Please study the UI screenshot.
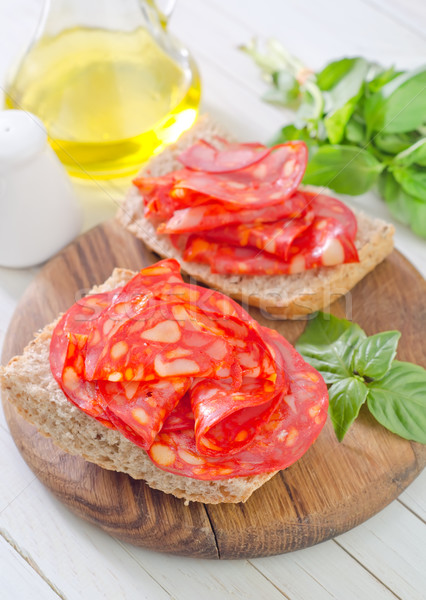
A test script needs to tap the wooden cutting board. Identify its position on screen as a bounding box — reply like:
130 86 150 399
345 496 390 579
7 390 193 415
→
2 220 425 559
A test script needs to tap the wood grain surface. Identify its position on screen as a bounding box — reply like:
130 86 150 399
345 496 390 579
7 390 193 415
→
2 220 425 559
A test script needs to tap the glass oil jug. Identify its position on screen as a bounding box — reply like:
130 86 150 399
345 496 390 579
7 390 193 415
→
5 0 201 179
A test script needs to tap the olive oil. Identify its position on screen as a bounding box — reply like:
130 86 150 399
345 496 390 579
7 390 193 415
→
6 27 200 178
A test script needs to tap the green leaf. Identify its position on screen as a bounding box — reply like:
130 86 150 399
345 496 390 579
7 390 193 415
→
365 66 426 134
367 361 426 443
406 195 426 239
320 58 369 144
303 144 384 194
329 378 369 441
352 331 401 380
379 171 413 225
367 66 401 93
393 138 426 167
325 92 363 144
269 124 319 155
296 312 366 384
317 57 361 91
391 165 426 202
374 131 421 155
345 117 366 144
379 172 426 237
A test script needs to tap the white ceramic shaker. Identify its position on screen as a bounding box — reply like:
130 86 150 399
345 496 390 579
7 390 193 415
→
0 110 82 268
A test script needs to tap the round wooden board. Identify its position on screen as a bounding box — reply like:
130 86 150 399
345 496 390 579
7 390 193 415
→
2 220 425 559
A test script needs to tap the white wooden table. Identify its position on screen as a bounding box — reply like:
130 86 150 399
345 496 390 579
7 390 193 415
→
1 1 425 598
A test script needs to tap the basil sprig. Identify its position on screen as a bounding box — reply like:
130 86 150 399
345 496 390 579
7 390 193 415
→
241 40 426 238
296 312 426 443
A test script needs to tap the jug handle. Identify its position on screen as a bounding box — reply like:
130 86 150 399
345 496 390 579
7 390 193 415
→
147 0 177 28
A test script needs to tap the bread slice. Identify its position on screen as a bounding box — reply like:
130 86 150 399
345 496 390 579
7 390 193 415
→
117 115 395 317
0 268 277 504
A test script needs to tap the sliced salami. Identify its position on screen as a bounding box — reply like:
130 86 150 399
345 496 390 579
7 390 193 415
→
203 211 315 261
177 139 271 173
50 259 328 482
147 328 328 480
96 377 190 450
174 142 308 208
157 191 309 234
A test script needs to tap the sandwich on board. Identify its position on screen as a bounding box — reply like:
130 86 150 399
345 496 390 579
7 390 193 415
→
1 116 394 503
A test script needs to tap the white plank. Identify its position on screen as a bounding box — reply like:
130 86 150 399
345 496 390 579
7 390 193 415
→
335 501 426 600
199 56 286 143
206 0 426 70
0 534 60 600
118 543 288 600
250 538 396 600
363 0 426 39
0 486 173 599
0 425 40 511
398 469 426 522
0 0 43 88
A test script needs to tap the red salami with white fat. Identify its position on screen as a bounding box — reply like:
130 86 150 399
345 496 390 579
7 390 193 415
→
177 139 272 173
174 142 308 208
157 191 310 234
133 137 359 276
50 259 328 480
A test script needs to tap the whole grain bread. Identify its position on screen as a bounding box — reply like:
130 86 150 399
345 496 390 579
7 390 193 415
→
117 115 395 317
0 268 276 504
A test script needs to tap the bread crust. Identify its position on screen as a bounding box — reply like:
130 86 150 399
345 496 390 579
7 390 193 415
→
0 268 277 504
117 115 394 317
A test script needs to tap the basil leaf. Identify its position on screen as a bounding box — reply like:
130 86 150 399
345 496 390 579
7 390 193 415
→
393 138 426 167
329 378 369 441
406 195 426 239
352 331 401 380
296 312 366 384
321 58 369 144
325 92 363 144
374 131 421 155
317 58 356 90
367 361 426 443
303 145 383 194
365 66 426 134
391 165 426 202
345 117 366 144
379 172 426 237
379 171 413 225
367 66 401 93
270 124 319 155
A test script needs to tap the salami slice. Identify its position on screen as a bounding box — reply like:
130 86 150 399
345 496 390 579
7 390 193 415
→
50 259 328 480
157 191 310 234
177 139 271 173
147 328 328 480
299 190 358 240
50 291 120 426
87 301 236 383
203 212 315 261
190 373 285 457
183 237 294 275
96 377 190 450
174 142 308 208
161 392 194 432
83 260 184 379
